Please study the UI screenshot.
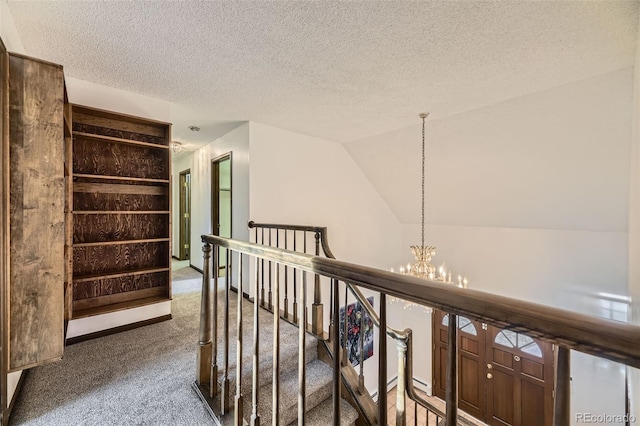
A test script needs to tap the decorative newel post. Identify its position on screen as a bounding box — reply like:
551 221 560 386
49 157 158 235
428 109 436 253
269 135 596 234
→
312 231 324 335
396 338 408 426
197 242 213 386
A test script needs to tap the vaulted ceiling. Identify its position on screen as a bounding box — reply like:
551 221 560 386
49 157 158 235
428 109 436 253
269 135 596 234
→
6 1 639 149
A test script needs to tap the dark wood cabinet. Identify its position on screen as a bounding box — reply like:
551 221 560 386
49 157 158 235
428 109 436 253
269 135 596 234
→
66 105 172 319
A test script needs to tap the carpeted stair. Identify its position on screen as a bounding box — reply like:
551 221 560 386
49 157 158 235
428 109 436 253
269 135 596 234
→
214 292 358 425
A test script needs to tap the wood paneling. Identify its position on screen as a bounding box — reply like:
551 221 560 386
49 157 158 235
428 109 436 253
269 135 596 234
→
73 122 166 145
7 54 65 371
73 271 169 301
73 192 168 212
73 213 169 243
73 242 169 277
73 136 169 180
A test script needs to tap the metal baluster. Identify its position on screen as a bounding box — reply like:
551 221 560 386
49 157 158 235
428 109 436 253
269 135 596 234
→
312 231 323 335
260 228 265 308
284 230 289 319
268 229 273 311
378 293 388 426
250 256 261 426
197 243 212 387
297 270 307 426
445 313 457 426
234 253 244 426
342 285 349 366
293 232 298 324
358 300 365 394
221 248 231 414
210 245 219 397
553 346 570 426
272 262 281 425
332 278 341 426
414 399 417 426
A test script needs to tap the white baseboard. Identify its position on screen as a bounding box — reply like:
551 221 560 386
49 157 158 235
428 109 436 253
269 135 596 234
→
66 301 172 339
371 376 432 401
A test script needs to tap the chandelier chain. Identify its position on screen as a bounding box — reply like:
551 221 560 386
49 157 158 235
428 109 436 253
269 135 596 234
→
421 115 425 249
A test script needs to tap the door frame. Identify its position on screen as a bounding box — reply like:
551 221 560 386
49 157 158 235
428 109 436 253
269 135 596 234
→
211 153 232 283
178 169 191 261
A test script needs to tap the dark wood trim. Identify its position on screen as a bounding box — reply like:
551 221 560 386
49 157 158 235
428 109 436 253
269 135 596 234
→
172 255 180 260
65 314 172 345
190 264 203 274
178 168 191 261
0 35 8 424
71 103 172 127
6 52 63 68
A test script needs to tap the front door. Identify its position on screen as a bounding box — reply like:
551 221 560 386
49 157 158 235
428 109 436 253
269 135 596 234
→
434 310 486 420
485 328 554 426
433 309 554 426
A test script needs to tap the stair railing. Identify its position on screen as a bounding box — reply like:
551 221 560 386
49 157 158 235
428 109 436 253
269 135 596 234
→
195 233 640 426
248 221 457 424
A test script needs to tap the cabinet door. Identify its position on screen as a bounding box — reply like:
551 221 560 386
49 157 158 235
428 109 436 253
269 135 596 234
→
7 54 65 371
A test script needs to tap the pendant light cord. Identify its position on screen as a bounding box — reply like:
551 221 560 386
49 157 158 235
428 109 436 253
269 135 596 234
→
421 115 426 249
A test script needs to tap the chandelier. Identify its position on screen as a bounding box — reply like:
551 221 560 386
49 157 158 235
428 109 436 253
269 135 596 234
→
392 113 468 289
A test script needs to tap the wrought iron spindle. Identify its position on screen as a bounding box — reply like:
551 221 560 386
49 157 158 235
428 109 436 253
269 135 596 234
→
234 252 244 426
297 269 307 425
312 231 323 335
272 262 281 425
293 231 298 324
268 229 273 311
284 230 289 319
358 300 365 394
261 228 265 308
378 293 388 425
250 256 260 426
197 243 212 387
331 278 341 426
342 285 348 366
445 313 457 425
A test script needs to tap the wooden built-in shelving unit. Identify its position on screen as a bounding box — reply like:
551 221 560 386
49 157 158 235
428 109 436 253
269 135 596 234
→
67 105 172 319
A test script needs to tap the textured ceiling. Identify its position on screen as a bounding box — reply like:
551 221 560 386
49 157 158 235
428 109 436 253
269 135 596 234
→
6 1 639 147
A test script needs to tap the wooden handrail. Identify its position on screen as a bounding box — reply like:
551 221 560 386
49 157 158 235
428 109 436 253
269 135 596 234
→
202 233 640 369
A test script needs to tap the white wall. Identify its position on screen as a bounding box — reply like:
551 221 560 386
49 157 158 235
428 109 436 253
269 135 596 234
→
0 0 24 54
188 123 250 271
249 121 405 393
346 69 634 423
628 13 640 420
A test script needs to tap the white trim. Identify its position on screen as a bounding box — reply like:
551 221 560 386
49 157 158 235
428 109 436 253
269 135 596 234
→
66 301 171 339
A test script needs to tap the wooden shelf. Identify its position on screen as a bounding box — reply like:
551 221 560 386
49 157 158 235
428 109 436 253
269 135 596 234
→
74 173 169 184
67 104 171 321
73 267 170 283
73 238 170 248
74 182 167 195
73 210 170 215
72 295 171 319
73 131 169 150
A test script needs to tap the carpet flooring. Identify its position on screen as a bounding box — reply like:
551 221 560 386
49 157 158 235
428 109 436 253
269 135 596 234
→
10 278 210 426
9 266 357 425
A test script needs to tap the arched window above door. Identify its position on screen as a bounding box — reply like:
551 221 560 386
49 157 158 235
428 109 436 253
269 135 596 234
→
442 314 477 336
494 330 542 358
